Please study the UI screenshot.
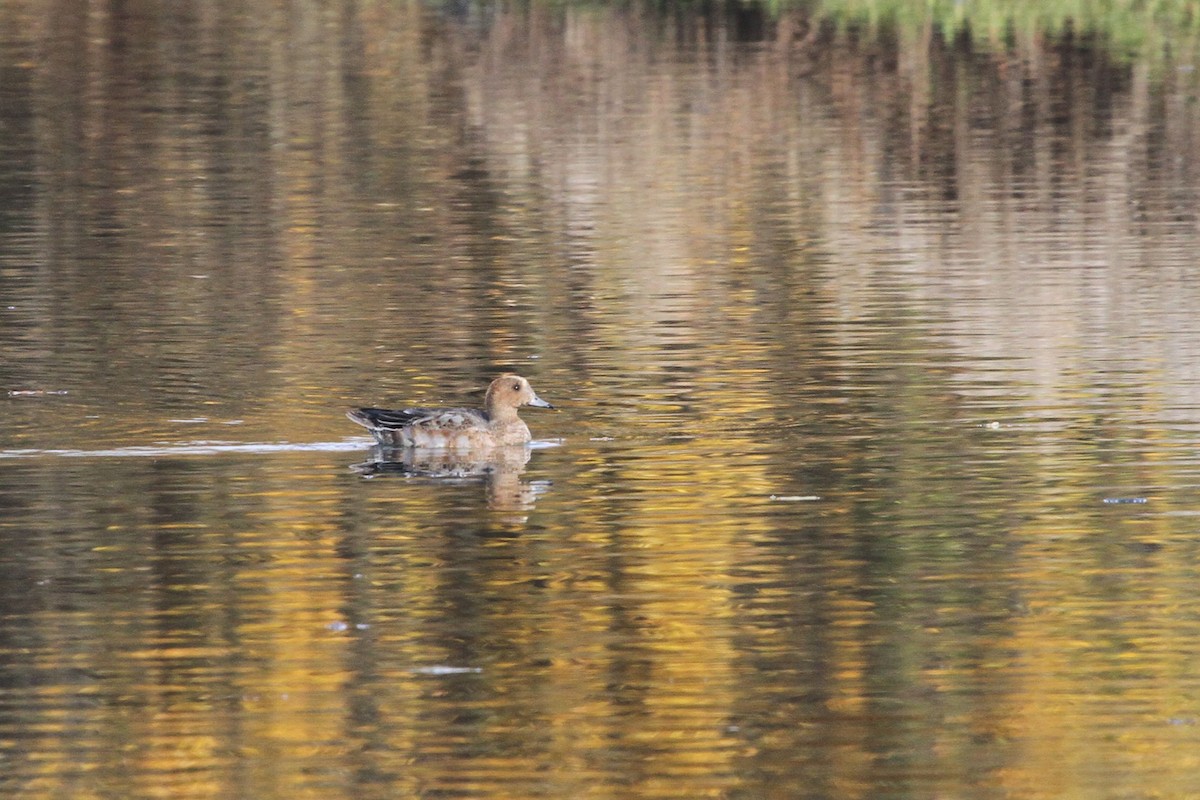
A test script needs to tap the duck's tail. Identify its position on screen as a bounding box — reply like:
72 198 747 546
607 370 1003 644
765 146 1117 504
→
346 408 378 430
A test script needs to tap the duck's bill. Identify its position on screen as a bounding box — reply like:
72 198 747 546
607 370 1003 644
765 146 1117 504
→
528 394 555 409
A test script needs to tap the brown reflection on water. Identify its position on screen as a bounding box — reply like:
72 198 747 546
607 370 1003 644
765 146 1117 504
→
6 1 1200 799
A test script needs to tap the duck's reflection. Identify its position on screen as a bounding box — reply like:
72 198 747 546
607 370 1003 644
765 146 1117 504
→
349 445 550 514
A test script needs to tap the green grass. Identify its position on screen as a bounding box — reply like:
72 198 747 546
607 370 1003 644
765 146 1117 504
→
804 0 1200 62
444 0 1200 65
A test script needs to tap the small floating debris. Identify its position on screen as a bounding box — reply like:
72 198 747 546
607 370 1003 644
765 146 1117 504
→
770 495 821 502
8 389 69 397
325 621 370 632
411 666 482 675
1103 497 1148 504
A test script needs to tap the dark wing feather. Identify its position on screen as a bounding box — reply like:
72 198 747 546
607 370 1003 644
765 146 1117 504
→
347 407 437 430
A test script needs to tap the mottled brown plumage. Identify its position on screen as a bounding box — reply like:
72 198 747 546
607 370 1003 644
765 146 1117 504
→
347 374 553 449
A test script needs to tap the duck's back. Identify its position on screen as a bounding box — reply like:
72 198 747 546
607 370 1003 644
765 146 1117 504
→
347 406 504 448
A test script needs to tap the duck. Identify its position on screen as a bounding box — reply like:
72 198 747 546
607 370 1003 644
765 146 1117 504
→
347 374 553 449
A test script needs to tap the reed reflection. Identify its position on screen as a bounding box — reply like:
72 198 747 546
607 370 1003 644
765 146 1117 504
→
6 1 1200 799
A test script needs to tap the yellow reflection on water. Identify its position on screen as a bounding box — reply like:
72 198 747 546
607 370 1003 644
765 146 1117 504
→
7 1 1200 799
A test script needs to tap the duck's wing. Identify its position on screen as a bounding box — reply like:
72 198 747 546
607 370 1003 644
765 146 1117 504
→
407 408 490 431
347 406 489 431
347 407 433 430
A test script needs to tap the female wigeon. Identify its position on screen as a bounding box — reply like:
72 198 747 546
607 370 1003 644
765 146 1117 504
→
347 374 553 448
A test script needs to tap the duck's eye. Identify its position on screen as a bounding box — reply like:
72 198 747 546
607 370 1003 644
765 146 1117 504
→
512 382 521 391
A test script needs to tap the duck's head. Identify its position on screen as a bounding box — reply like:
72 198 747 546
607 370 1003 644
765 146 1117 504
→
486 374 554 412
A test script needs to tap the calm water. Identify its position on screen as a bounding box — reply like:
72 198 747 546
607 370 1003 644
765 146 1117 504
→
4 2 1200 798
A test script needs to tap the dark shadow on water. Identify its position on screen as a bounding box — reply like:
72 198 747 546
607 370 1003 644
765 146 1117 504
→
348 445 552 515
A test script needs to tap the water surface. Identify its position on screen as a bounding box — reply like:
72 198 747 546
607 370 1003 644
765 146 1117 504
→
4 2 1200 798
